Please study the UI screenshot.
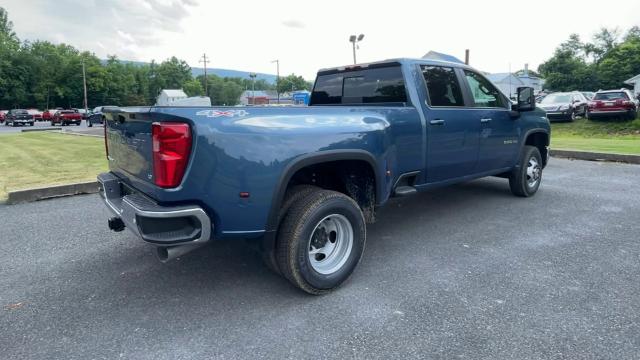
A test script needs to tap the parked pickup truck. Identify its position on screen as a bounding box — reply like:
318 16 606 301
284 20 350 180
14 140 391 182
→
98 58 550 294
52 109 82 126
4 109 34 126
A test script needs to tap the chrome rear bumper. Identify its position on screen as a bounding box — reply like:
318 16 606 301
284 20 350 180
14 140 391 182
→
97 172 212 246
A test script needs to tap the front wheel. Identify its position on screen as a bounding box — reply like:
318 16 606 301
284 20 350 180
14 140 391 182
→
87 120 92 127
276 189 366 295
509 145 543 197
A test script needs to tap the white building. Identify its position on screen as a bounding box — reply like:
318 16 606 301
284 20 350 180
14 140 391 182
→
484 73 525 99
156 89 188 106
624 74 640 96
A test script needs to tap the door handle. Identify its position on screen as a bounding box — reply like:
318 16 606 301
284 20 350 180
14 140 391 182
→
480 118 492 123
429 119 445 125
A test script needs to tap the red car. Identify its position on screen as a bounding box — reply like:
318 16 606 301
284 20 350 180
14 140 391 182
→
587 89 639 120
26 109 43 121
51 109 83 126
41 110 53 122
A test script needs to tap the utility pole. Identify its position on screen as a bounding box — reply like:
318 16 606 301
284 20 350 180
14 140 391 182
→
464 49 470 65
200 53 209 96
271 59 280 104
82 58 88 117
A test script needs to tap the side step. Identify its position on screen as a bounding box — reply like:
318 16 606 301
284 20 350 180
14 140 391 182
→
394 186 417 197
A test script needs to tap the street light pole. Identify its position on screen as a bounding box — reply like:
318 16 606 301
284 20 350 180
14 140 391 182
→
348 34 365 64
82 58 88 117
249 73 256 105
271 59 280 104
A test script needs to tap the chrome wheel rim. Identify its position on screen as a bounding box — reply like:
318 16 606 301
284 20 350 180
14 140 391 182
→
308 214 353 275
526 157 541 188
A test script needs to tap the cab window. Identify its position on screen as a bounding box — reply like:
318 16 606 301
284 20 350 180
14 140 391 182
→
421 65 465 107
463 70 508 108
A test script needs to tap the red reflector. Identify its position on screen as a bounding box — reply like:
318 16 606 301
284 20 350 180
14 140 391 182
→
239 192 250 198
151 122 192 188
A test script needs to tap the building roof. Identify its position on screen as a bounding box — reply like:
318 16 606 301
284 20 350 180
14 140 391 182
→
485 73 524 85
624 74 640 84
160 89 187 97
421 51 465 64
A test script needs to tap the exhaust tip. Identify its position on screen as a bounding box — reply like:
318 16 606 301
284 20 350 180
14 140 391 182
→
155 243 205 263
156 247 169 262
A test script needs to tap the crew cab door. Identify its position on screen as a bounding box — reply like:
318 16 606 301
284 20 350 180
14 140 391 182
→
459 69 518 172
420 65 480 182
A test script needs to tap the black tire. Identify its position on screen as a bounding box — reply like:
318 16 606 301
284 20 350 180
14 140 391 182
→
87 120 92 127
568 110 576 122
276 189 366 295
262 185 319 275
628 110 637 121
509 145 543 197
29 122 34 126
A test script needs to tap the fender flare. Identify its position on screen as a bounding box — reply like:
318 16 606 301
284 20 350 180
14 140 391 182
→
520 128 550 165
264 149 382 233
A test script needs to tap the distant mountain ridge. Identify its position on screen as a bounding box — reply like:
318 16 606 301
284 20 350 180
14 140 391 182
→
100 59 278 84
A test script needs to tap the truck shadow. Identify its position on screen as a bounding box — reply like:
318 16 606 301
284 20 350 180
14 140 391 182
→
100 177 515 297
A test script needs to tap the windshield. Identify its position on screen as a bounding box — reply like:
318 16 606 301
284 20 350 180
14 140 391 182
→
593 92 628 101
541 94 571 104
14 109 28 114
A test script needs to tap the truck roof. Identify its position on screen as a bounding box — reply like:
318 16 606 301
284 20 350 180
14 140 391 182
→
317 57 473 75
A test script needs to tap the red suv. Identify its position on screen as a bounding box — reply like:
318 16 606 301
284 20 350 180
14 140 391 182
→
587 89 638 120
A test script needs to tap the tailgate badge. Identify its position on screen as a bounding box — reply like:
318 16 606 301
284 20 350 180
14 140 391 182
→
196 110 249 118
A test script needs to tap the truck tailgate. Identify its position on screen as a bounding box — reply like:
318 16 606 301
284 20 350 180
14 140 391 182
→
104 108 155 183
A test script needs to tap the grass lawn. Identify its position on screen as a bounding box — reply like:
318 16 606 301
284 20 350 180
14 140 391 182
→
550 117 640 155
0 132 107 200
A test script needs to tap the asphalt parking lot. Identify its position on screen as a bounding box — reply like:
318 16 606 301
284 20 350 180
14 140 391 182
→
0 120 97 134
1 158 639 359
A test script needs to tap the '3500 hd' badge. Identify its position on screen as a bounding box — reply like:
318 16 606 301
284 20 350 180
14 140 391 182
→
196 110 249 118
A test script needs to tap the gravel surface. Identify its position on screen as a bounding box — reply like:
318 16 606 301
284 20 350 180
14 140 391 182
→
1 158 639 359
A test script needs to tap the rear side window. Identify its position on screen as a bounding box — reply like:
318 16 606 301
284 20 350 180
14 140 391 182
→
593 92 629 101
311 66 407 105
422 65 464 107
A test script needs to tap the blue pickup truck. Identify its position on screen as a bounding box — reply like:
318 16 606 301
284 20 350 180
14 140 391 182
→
98 58 550 294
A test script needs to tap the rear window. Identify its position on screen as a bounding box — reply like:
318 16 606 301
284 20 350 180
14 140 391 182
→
14 110 28 114
311 66 407 105
593 92 629 101
61 110 74 114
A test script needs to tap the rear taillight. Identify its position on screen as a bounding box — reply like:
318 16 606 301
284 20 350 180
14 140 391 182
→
151 122 192 188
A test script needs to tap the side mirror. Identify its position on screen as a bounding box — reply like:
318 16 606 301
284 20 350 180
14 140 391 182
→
516 87 535 112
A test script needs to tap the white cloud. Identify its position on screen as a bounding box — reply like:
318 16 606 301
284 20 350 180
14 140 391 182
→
3 0 640 80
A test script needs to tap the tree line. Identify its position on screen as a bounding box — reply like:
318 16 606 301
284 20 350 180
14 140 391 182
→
538 27 640 92
0 7 310 109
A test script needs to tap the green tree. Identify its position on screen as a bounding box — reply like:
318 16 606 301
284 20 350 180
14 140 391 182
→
157 57 192 89
277 73 309 93
183 78 204 96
